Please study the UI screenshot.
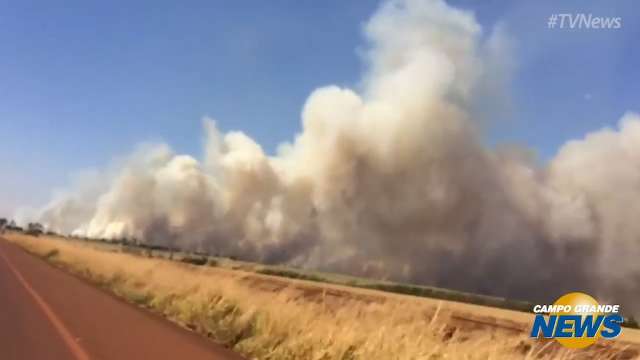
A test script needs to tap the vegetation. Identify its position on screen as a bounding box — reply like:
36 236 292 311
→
26 222 44 236
179 255 208 266
257 268 326 282
258 268 534 314
14 228 639 330
4 220 22 232
627 317 640 329
4 233 637 360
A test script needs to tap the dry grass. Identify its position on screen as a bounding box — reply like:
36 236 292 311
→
4 233 636 360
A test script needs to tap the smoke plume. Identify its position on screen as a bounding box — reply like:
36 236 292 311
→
38 0 640 312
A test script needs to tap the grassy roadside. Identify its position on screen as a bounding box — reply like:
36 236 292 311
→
68 236 640 330
63 235 536 314
3 233 631 359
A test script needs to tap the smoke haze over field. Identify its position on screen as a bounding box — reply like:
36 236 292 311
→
36 0 640 312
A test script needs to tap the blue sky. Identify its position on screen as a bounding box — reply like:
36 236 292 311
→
1 0 638 217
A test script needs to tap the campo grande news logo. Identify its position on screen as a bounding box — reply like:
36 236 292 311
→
530 292 624 348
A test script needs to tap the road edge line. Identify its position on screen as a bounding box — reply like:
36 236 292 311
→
0 249 91 360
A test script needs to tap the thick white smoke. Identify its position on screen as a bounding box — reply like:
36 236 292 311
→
38 0 640 311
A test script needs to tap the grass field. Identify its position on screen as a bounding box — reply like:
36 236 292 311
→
55 235 538 313
4 232 639 359
51 234 640 329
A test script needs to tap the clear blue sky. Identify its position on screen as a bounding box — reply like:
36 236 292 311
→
1 0 638 217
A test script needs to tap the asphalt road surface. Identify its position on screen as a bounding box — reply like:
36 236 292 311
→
0 238 244 360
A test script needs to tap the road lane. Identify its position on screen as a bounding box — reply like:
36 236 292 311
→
0 245 77 360
0 238 243 360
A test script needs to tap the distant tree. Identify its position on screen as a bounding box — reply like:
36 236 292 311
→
26 222 44 237
0 218 7 228
5 220 22 232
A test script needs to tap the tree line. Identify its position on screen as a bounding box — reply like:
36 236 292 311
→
0 218 45 236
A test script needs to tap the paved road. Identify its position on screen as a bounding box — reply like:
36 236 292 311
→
0 238 244 360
